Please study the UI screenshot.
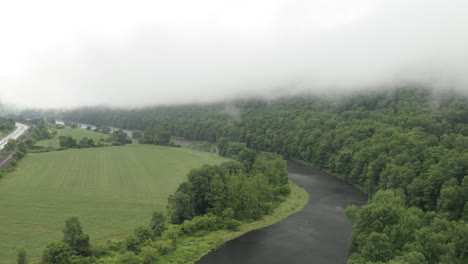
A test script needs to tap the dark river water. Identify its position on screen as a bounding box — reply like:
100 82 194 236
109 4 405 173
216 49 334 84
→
197 161 367 264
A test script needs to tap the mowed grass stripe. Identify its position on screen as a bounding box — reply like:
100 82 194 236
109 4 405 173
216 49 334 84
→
0 144 226 264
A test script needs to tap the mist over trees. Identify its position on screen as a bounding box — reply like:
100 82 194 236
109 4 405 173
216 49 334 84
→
58 87 468 263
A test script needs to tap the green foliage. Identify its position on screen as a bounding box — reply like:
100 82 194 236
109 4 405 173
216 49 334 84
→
31 122 53 141
180 214 219 234
150 211 168 237
132 130 143 140
78 137 95 148
17 248 27 264
348 190 468 263
139 246 159 264
252 152 288 186
0 117 15 133
167 187 196 224
43 242 75 264
4 139 17 151
111 130 130 146
114 252 143 264
59 136 77 148
168 151 288 224
142 127 170 146
63 217 92 257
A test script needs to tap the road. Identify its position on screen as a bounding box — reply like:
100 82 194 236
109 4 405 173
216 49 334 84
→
0 123 29 150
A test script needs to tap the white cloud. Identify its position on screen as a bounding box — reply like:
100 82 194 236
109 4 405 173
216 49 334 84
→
0 0 467 108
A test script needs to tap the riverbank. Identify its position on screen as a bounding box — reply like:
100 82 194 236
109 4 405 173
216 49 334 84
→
156 181 308 264
292 159 368 194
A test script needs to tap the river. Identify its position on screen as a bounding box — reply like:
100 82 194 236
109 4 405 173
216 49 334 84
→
197 161 367 264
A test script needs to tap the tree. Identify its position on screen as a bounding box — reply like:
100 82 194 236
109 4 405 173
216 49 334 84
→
167 188 196 224
4 139 17 151
437 178 465 220
79 138 95 148
139 246 159 264
217 137 230 156
115 252 143 264
63 217 92 257
132 130 143 140
236 148 257 170
111 130 129 145
205 174 227 215
59 136 77 148
18 142 27 153
187 165 219 214
43 242 75 264
17 248 27 264
143 127 170 145
360 232 395 262
252 152 288 186
150 211 167 236
224 142 246 158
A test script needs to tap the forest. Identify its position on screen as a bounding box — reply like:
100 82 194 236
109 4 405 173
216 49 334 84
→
58 87 468 263
0 117 15 134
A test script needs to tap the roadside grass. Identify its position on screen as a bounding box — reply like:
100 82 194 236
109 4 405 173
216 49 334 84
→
0 144 227 264
35 128 110 149
156 182 309 264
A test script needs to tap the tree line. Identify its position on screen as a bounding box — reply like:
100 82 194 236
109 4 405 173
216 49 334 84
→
57 87 468 263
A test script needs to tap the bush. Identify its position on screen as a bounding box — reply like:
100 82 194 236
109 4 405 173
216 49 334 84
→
139 246 159 264
114 252 143 264
275 184 291 196
93 241 123 258
180 214 223 234
153 240 175 256
223 218 241 231
124 235 141 252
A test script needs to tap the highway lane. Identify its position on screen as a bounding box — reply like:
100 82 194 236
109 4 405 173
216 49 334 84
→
0 123 29 150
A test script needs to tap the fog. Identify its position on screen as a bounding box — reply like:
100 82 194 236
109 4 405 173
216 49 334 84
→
1 0 467 108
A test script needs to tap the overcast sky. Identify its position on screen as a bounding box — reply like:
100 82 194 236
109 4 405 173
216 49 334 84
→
0 0 467 108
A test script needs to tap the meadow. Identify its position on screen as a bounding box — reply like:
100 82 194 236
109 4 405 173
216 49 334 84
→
0 144 227 263
34 128 109 149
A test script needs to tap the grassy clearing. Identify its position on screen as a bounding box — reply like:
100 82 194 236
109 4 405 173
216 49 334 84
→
35 128 110 149
157 182 309 264
0 144 227 264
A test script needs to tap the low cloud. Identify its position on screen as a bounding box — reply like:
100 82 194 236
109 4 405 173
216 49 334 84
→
1 0 467 108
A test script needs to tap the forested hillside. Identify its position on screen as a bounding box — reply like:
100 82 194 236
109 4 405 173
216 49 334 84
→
59 87 468 263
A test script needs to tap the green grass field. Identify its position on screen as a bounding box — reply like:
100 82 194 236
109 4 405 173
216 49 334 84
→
35 128 110 149
0 144 227 263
